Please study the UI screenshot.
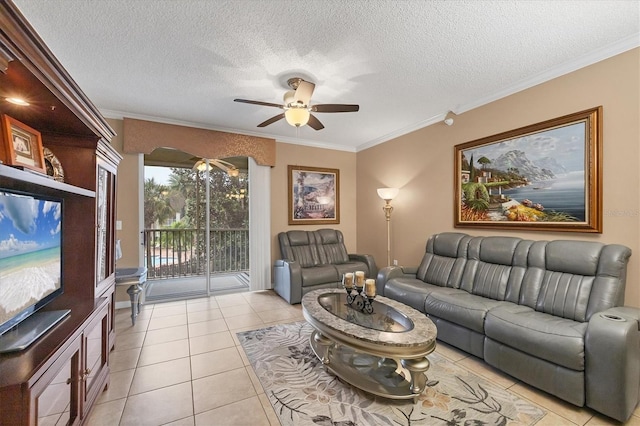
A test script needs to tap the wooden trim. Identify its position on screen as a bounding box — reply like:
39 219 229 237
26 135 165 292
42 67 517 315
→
0 0 115 141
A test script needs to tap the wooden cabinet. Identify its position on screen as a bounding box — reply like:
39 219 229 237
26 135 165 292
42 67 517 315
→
34 335 81 426
80 300 110 419
95 150 119 351
0 1 121 424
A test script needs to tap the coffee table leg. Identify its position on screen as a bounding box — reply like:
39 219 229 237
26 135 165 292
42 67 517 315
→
401 357 431 395
311 330 333 364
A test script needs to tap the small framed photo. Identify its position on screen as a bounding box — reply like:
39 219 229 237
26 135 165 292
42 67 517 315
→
1 114 46 174
288 165 340 225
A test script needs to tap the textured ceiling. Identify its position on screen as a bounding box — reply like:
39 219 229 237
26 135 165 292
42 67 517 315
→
11 0 640 152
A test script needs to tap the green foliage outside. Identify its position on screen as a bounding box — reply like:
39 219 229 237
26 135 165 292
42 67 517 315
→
144 167 250 274
144 167 248 230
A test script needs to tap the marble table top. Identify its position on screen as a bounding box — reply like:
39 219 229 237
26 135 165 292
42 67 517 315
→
302 288 437 349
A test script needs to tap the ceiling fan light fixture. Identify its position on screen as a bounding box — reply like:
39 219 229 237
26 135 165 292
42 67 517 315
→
194 159 209 172
194 158 240 176
283 90 296 105
285 107 310 127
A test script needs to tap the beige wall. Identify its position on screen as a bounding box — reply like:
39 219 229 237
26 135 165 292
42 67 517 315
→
270 143 358 265
110 126 358 300
356 48 640 308
109 49 639 308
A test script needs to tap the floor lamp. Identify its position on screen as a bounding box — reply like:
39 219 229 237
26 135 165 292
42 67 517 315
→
377 188 399 267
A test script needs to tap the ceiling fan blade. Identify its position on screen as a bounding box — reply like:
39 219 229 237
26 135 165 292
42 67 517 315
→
234 99 283 109
257 113 285 127
307 114 325 131
293 80 315 106
311 104 359 113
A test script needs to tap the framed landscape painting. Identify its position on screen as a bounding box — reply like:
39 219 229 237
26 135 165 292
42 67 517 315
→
454 107 602 233
288 165 339 225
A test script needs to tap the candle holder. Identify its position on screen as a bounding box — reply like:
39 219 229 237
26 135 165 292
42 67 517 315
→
344 283 375 314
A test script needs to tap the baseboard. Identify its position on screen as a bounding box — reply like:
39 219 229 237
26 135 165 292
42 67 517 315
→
115 301 132 310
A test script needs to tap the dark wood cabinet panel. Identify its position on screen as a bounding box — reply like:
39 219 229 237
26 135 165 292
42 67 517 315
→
0 1 121 424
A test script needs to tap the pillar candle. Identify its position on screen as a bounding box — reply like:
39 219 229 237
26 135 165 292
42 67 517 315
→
355 271 365 288
343 273 354 289
365 279 376 297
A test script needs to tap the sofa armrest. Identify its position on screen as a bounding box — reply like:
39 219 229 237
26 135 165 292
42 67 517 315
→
585 306 640 422
348 253 378 278
375 265 418 296
273 260 303 304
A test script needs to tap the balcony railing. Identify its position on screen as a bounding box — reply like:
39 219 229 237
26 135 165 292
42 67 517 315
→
143 228 249 279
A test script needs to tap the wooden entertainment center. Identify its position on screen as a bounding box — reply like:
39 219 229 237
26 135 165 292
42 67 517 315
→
0 1 121 423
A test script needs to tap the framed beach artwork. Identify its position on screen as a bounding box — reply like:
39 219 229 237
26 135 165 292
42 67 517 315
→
288 165 340 225
454 107 602 233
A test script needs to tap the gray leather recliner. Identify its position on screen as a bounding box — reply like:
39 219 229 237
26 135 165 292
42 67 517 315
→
274 229 377 304
377 232 639 422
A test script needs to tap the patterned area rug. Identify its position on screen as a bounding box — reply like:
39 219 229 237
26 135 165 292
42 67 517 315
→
237 322 546 426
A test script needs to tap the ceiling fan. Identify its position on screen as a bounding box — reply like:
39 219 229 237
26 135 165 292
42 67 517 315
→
234 77 359 130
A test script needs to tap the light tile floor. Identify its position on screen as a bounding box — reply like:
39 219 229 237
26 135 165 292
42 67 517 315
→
86 290 640 426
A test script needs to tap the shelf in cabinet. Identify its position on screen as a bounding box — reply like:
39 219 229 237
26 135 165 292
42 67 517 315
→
0 164 95 198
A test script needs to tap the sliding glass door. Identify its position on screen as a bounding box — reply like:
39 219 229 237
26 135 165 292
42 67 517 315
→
143 155 250 302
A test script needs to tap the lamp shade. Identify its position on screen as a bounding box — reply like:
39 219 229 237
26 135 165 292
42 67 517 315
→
377 187 399 201
285 107 310 127
195 160 210 171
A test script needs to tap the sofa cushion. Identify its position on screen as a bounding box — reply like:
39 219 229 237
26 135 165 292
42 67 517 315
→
416 233 470 288
461 237 531 301
537 271 594 322
315 229 350 264
546 240 602 276
382 278 447 312
425 290 508 333
485 304 588 371
280 231 320 268
300 265 339 287
431 232 469 258
477 236 522 265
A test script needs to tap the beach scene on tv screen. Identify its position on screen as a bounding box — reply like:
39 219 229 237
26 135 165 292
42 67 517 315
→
0 191 61 327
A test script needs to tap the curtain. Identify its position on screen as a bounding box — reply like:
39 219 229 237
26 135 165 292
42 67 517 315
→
249 158 271 290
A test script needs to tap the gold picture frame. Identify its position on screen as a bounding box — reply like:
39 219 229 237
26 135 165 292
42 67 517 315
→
1 114 46 174
454 106 602 233
288 165 340 225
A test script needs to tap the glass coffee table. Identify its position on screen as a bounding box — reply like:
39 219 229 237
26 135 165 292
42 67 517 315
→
301 288 437 399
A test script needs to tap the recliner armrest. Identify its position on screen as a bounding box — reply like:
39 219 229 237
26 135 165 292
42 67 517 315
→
273 259 303 304
375 265 418 296
585 306 640 422
399 266 418 275
348 253 378 278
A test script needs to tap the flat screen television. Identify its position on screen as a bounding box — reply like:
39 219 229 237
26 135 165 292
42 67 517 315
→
0 189 65 347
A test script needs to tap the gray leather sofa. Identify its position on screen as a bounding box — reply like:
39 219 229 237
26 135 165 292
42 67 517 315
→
274 229 377 304
376 232 639 422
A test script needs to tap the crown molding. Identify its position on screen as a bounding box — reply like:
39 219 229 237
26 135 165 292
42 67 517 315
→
101 108 356 152
274 136 356 152
356 113 447 152
100 109 269 140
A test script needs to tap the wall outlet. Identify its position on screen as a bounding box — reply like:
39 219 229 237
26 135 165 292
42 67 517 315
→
116 220 122 231
393 259 398 266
